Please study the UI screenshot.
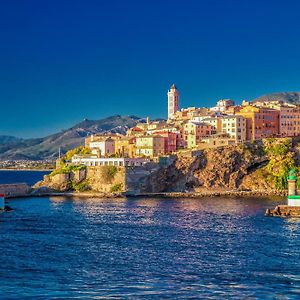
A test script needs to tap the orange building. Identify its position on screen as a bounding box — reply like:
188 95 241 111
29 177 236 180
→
237 105 279 141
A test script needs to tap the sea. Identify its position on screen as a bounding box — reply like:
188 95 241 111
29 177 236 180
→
1 171 300 298
0 169 51 186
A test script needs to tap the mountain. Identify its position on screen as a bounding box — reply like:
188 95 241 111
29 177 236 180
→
0 135 23 145
253 92 300 105
0 115 145 160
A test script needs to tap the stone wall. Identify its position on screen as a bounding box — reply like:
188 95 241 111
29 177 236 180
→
0 183 31 197
86 166 126 193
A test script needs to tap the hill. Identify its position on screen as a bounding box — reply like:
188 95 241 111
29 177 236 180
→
253 92 300 104
0 115 144 160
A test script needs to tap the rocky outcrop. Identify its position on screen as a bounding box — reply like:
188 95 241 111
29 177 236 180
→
34 138 300 195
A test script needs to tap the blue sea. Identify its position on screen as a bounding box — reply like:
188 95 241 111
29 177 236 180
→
0 170 50 186
1 194 300 299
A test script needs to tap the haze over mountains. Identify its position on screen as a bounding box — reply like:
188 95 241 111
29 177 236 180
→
0 115 145 160
1 92 300 160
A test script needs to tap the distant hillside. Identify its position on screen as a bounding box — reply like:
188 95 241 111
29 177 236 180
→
253 92 300 104
0 135 23 145
0 115 144 160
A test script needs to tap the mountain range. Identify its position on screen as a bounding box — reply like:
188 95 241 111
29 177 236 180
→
0 115 145 160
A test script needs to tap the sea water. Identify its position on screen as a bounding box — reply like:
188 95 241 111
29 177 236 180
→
0 196 299 299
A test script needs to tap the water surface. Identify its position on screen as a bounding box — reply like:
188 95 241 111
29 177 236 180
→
0 170 50 186
1 196 300 299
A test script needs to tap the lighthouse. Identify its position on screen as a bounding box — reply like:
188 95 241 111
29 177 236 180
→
287 169 300 206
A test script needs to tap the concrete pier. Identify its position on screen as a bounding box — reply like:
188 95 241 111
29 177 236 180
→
0 183 30 198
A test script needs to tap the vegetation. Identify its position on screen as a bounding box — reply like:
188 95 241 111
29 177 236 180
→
263 138 296 190
50 164 86 176
101 165 118 183
72 180 90 192
65 146 91 161
110 183 122 192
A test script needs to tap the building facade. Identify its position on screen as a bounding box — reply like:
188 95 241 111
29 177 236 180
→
237 105 279 141
136 135 165 157
183 121 212 148
220 115 247 142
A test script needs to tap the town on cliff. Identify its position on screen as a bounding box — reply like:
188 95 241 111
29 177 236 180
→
32 84 300 196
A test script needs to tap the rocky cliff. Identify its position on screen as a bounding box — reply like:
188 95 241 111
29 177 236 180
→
141 138 299 193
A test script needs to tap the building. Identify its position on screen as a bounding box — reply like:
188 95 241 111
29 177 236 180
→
200 117 222 135
202 133 236 147
72 156 149 167
136 135 165 157
211 99 235 112
115 137 136 158
237 105 279 141
126 126 145 137
220 115 247 142
168 84 180 120
171 107 211 122
88 137 115 157
183 121 212 148
151 130 177 153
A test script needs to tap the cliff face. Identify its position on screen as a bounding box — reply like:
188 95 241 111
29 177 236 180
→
142 138 298 193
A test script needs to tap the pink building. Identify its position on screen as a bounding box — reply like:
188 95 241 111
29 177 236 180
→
152 130 177 153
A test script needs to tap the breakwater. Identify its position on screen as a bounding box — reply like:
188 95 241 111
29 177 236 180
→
0 183 31 198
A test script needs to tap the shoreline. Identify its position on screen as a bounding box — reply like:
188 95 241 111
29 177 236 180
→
0 169 53 172
4 189 288 200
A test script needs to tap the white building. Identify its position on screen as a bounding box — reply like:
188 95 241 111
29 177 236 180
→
220 115 246 142
72 156 150 167
211 99 235 112
89 137 115 157
168 84 180 120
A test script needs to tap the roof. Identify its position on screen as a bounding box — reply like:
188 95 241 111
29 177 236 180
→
170 83 177 89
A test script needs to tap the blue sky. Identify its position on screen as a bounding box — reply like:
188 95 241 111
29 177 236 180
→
1 0 300 137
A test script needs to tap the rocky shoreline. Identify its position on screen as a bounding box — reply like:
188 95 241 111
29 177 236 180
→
4 188 287 199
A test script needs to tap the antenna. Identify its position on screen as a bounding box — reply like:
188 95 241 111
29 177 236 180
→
58 147 61 159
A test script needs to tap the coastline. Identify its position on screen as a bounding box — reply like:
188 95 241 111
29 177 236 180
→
4 189 287 199
0 169 53 171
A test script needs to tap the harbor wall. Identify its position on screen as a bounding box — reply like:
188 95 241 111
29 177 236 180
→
0 183 31 198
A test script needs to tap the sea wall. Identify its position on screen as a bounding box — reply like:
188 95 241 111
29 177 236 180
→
0 183 31 198
86 166 125 192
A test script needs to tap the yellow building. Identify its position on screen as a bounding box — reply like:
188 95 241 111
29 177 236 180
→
115 137 136 158
136 135 165 158
183 122 212 149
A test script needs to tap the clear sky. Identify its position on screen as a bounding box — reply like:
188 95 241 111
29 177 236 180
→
1 0 300 138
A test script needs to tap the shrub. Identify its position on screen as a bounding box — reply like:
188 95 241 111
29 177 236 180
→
65 146 91 161
50 164 86 176
110 183 122 192
72 180 90 192
100 165 118 183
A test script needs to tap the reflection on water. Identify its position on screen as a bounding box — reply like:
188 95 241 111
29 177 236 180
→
1 196 300 299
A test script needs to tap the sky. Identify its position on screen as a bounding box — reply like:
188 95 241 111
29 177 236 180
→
1 0 300 138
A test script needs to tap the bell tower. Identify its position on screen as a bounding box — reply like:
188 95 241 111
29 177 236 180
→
168 84 180 120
